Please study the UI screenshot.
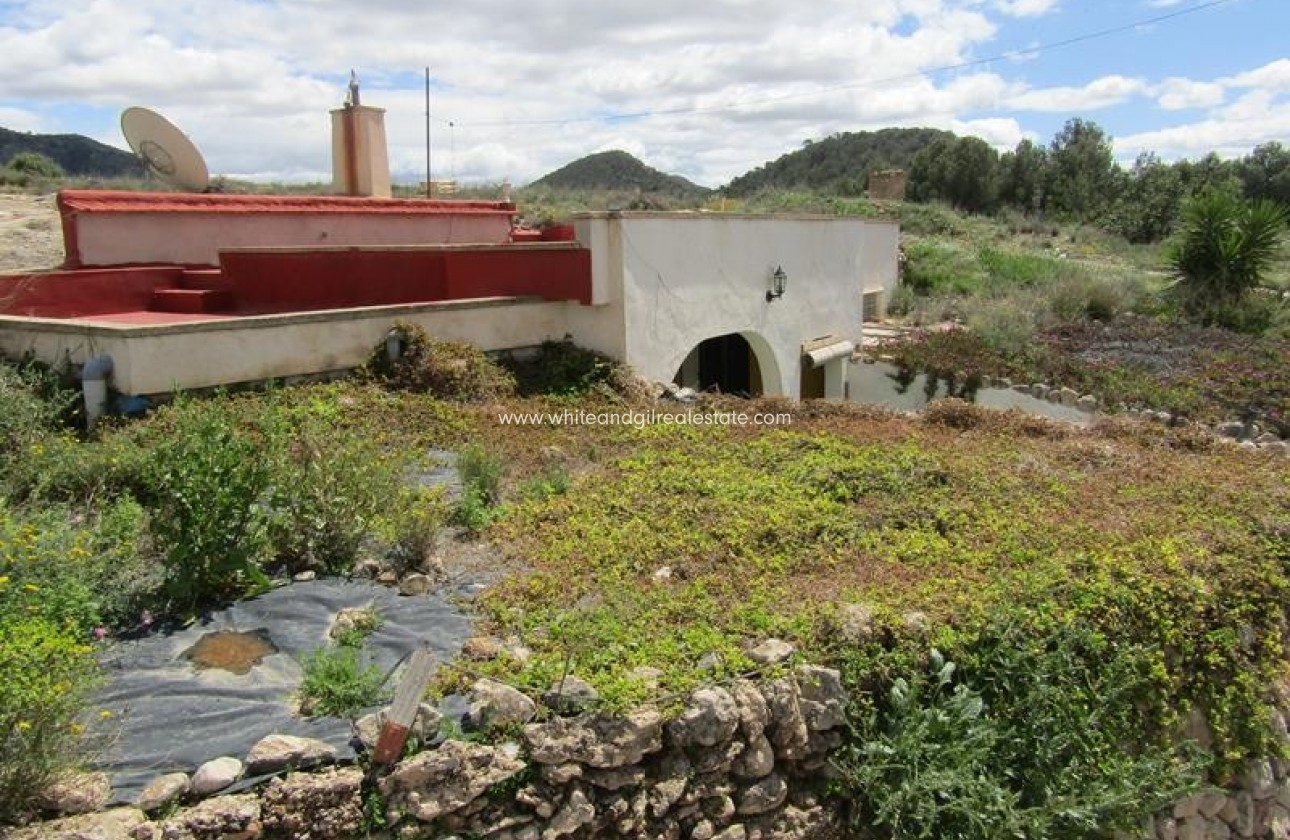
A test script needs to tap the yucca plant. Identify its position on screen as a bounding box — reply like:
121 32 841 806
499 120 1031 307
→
1166 190 1287 319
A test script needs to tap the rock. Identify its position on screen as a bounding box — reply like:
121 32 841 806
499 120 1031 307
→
191 757 244 797
630 666 664 689
1157 816 1178 840
693 740 744 775
260 767 364 840
732 733 776 779
461 636 504 660
747 639 795 666
730 680 771 740
1218 792 1253 838
1180 705 1214 750
398 573 434 596
1077 394 1098 412
38 770 111 815
668 687 740 748
1261 441 1289 455
152 794 261 840
697 652 723 673
737 774 787 815
1199 792 1228 819
544 787 595 840
760 679 809 760
468 678 538 730
245 733 337 775
543 675 600 714
713 827 747 840
1245 760 1278 799
902 611 930 634
524 709 665 768
584 765 647 791
1216 421 1245 439
541 763 583 785
1174 795 1202 820
292 570 317 582
8 807 145 840
1207 817 1232 840
329 606 379 640
836 603 876 642
650 777 688 818
653 566 673 581
352 559 383 579
795 665 847 731
504 637 534 666
1178 816 1207 840
1256 432 1281 445
691 819 716 840
375 569 399 585
1030 383 1048 399
766 804 834 840
135 773 189 814
355 702 441 750
380 740 526 823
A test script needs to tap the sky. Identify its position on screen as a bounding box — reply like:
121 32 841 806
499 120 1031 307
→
0 0 1286 188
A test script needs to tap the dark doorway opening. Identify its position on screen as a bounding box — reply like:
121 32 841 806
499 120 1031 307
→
676 333 763 396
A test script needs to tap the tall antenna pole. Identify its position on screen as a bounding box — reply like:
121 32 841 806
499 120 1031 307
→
433 67 438 198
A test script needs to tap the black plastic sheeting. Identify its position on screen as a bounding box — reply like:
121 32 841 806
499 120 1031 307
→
91 578 475 803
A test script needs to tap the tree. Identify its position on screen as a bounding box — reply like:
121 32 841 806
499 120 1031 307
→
1045 118 1121 221
3 152 63 179
1166 190 1287 319
908 135 999 213
997 138 1048 213
1107 152 1187 243
1239 142 1290 207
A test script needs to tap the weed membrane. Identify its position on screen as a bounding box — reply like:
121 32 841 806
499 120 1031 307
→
91 578 474 803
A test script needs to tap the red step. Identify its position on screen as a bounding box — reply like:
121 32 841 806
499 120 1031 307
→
150 288 235 314
180 269 229 290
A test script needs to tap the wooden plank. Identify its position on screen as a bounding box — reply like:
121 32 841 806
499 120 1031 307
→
372 647 437 765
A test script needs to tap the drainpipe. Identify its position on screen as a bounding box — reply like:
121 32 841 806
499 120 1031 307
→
385 328 404 363
81 355 113 429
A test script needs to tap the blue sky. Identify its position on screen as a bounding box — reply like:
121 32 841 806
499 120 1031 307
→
0 0 1285 186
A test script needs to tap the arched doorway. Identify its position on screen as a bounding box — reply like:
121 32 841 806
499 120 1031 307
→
674 332 765 397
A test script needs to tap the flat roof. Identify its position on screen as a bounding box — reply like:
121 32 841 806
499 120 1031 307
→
57 190 517 216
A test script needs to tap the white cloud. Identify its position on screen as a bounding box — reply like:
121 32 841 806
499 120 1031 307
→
1222 58 1290 93
993 0 1059 17
0 106 45 133
1153 77 1225 111
1005 75 1146 112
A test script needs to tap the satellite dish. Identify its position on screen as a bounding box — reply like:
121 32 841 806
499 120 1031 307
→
120 106 210 192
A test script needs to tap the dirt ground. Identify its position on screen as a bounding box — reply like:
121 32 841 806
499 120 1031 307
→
0 192 64 273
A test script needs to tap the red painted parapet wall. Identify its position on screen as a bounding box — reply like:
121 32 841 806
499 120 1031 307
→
57 190 518 268
220 244 593 311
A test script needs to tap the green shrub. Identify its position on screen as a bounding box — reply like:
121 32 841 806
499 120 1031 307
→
0 498 156 634
902 239 984 296
266 413 404 574
0 364 69 488
369 322 515 401
0 616 97 824
1167 191 1287 320
502 339 625 397
4 152 64 180
298 645 387 718
455 444 504 533
146 398 275 611
382 485 452 572
836 636 1202 840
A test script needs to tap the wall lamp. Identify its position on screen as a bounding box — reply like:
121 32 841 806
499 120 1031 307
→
766 265 788 302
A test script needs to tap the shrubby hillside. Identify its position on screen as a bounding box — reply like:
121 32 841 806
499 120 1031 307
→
0 126 143 178
528 150 710 199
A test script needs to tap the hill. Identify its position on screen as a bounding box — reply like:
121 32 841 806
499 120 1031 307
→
0 126 144 178
724 127 951 196
528 150 710 198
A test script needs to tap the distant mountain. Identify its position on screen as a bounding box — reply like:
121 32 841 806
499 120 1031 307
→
528 150 710 198
0 126 145 178
724 127 953 196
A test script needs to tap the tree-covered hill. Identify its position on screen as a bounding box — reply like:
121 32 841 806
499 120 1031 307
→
0 126 144 178
527 150 710 198
724 127 951 196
